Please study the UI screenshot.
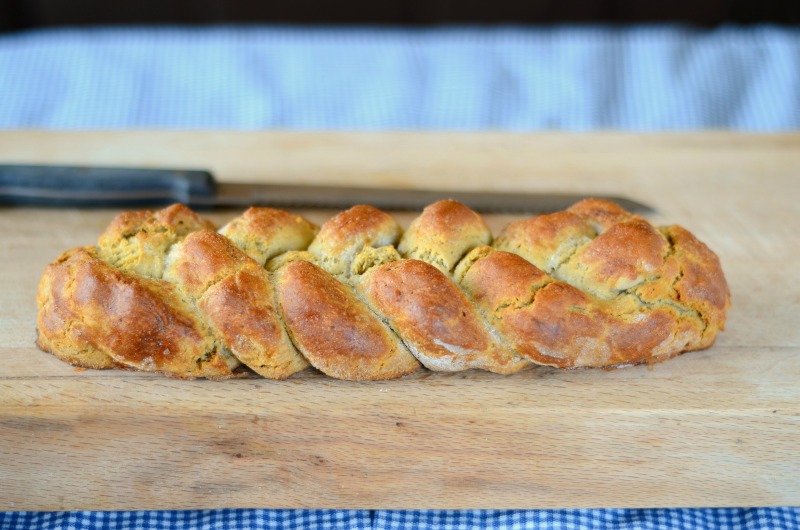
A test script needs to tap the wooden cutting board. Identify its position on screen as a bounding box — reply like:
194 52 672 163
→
0 131 798 511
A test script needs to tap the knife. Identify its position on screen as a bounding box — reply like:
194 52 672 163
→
0 164 653 213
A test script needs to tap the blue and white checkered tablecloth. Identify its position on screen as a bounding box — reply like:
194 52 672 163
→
0 25 799 130
1 24 799 530
2 508 800 530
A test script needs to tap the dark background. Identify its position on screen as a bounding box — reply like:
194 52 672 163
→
1 0 800 31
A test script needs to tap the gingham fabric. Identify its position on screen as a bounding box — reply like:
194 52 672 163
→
2 509 800 530
0 26 799 130
2 24 799 529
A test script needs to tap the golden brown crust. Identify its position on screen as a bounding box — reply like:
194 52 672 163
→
460 249 703 368
567 197 633 231
36 198 731 379
398 199 491 273
361 259 529 373
308 205 401 278
98 204 215 278
165 230 309 379
275 259 421 380
165 230 250 299
659 224 731 347
219 207 317 265
36 247 120 369
37 246 235 379
560 218 669 297
458 247 553 312
494 211 595 274
462 194 731 369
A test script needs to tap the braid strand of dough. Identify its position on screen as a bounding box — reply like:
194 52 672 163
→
35 199 730 380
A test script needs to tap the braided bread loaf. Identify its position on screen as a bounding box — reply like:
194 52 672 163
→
36 199 730 380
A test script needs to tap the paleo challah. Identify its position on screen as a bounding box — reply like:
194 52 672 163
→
36 199 730 380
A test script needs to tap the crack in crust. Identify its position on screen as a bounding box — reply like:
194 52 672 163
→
35 199 731 380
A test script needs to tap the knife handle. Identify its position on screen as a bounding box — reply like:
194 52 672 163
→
0 165 216 207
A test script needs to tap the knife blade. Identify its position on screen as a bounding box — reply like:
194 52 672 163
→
0 164 653 213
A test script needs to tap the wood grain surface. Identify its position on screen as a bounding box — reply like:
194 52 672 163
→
0 131 798 510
